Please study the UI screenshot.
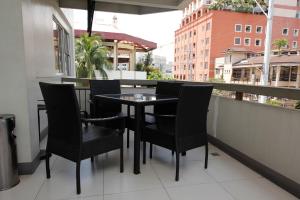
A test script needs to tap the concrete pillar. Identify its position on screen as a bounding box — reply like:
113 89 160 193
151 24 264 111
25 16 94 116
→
113 41 118 70
250 68 255 85
269 66 273 86
296 66 300 88
129 48 136 71
275 66 281 87
241 68 245 82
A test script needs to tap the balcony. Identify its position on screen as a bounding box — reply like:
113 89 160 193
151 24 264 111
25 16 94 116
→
1 78 299 200
0 0 299 199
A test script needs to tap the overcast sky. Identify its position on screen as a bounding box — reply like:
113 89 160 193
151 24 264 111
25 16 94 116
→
72 9 182 62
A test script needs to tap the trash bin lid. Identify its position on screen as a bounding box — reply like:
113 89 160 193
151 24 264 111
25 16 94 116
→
0 114 15 120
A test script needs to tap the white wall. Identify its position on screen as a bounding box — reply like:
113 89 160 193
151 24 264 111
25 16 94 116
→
0 0 74 163
207 96 300 184
95 70 147 80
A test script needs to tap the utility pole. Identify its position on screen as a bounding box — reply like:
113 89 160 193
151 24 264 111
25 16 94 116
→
254 0 274 102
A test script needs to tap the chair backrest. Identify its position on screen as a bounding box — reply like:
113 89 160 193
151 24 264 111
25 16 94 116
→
155 81 183 115
89 80 121 117
175 85 213 140
39 82 82 148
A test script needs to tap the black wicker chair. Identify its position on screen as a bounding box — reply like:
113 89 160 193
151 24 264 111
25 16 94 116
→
126 81 183 149
142 85 213 181
40 82 125 194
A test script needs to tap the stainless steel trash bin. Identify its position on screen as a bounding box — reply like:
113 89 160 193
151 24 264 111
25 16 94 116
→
0 114 20 190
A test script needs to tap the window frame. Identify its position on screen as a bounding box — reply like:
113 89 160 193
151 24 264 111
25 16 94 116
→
234 37 242 46
244 38 251 46
256 26 263 33
245 25 252 33
255 38 262 47
282 28 289 36
235 24 242 32
293 29 299 37
292 41 298 49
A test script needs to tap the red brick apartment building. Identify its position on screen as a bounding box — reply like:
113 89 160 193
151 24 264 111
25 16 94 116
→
173 0 300 81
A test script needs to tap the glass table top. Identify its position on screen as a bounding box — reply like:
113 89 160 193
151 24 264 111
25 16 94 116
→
96 93 178 104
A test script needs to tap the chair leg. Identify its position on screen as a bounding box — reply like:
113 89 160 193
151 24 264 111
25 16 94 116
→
143 141 146 164
205 143 208 169
127 129 130 148
175 152 180 181
120 146 124 173
172 150 174 156
149 143 153 159
91 156 94 162
182 152 186 156
45 153 50 179
76 161 81 194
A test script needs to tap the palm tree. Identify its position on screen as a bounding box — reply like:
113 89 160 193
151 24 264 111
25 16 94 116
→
75 33 112 79
273 39 288 55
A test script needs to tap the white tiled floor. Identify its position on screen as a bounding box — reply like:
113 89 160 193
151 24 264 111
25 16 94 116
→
0 132 298 200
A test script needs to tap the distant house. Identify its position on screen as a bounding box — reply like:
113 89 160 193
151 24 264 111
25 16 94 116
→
215 48 300 88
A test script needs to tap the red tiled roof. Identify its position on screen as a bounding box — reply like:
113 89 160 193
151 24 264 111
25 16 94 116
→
75 30 157 52
234 55 300 67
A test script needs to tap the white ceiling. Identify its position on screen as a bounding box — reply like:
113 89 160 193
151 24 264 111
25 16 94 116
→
59 0 192 14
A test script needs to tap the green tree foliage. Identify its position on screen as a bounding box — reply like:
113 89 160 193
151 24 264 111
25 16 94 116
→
273 38 288 55
75 33 112 79
135 62 144 71
209 0 267 13
143 52 153 68
295 101 300 109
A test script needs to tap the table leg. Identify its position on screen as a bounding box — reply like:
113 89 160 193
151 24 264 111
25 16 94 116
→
133 104 144 174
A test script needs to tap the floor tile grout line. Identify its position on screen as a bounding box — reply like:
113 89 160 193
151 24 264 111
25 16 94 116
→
33 178 47 200
149 150 173 200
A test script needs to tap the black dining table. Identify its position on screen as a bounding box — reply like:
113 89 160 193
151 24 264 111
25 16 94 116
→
95 93 178 174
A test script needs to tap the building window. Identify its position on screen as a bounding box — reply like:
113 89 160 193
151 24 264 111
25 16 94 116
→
234 37 241 45
294 29 299 37
194 30 197 35
190 31 192 37
291 66 298 81
204 74 208 81
205 38 210 45
292 41 298 48
255 39 262 46
235 24 242 32
205 49 209 57
193 43 196 48
256 26 263 33
280 66 290 81
245 25 252 33
206 22 211 31
204 62 208 69
232 69 242 79
282 28 289 36
244 38 251 46
53 18 71 75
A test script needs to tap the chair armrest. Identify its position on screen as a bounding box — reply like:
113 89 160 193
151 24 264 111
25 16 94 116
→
82 114 126 132
155 114 176 118
81 114 127 123
89 99 94 104
145 113 176 119
80 110 89 118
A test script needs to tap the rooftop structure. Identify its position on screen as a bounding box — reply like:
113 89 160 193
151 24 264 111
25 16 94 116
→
75 29 157 71
173 0 300 81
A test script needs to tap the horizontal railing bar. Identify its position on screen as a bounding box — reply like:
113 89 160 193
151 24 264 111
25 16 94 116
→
61 77 300 100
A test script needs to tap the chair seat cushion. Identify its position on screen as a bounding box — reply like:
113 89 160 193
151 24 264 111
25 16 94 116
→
81 126 123 159
142 123 176 150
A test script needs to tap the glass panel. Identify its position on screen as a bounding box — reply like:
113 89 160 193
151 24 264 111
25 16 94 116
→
291 66 298 81
279 66 290 81
53 17 71 75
